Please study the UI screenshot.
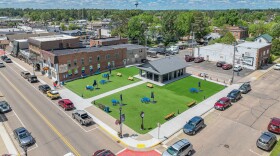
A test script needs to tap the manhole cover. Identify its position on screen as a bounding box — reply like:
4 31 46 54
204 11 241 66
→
224 144 229 148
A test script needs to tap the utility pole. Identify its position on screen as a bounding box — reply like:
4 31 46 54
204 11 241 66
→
231 42 237 84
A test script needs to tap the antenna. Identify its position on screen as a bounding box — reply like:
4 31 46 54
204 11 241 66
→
135 1 139 8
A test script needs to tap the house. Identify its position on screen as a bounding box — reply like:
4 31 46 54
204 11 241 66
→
214 26 248 40
255 34 273 43
137 56 189 83
194 42 271 70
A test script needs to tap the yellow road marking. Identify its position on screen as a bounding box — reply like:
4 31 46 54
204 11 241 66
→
0 72 81 156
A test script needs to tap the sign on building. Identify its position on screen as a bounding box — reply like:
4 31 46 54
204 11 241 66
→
242 57 254 66
59 64 68 73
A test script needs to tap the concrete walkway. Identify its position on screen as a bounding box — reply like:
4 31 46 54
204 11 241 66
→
0 122 18 155
6 53 275 149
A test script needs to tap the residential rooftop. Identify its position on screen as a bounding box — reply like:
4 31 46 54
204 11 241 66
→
237 42 270 49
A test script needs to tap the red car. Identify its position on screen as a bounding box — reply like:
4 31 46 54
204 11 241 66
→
185 55 195 62
214 97 231 111
58 99 74 110
93 149 115 156
268 117 280 134
222 64 232 70
194 57 204 63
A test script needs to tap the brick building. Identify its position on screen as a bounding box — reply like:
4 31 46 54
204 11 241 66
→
90 37 128 47
40 46 127 81
214 26 248 40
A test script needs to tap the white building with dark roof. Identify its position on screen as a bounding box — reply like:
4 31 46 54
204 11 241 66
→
194 42 271 70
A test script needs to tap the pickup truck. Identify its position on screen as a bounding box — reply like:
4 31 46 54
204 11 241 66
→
72 110 93 126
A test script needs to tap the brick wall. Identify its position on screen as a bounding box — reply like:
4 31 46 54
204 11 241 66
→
90 38 128 47
256 45 271 68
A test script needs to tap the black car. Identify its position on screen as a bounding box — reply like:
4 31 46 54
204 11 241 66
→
216 61 226 67
227 89 242 102
3 58 12 63
38 84 51 94
28 75 38 83
1 55 7 60
239 82 251 94
183 116 205 135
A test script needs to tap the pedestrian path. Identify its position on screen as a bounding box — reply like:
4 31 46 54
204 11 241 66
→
0 122 18 155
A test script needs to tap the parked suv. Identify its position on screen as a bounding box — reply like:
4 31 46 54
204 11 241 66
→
28 75 38 83
227 89 242 102
216 61 226 67
214 97 231 111
194 57 204 63
21 71 31 79
58 99 74 110
13 127 35 147
256 132 277 151
185 55 195 62
0 101 11 113
268 117 280 134
233 65 242 72
183 116 205 135
38 84 51 94
162 139 193 156
222 64 232 70
0 62 5 68
239 82 251 94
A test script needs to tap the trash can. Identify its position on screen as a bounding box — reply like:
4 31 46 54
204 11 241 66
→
104 106 110 113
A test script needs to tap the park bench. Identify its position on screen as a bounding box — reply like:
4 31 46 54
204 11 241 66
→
128 76 134 81
187 101 196 107
147 83 153 88
164 112 175 120
117 73 122 77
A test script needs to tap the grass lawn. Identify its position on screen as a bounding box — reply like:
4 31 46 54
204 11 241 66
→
94 76 225 134
271 141 280 156
65 67 139 98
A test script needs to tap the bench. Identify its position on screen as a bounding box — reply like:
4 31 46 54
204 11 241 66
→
187 101 196 107
128 76 134 81
147 83 153 88
164 112 175 120
117 73 122 77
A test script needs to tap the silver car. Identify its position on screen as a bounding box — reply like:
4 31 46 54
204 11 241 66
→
162 139 193 156
256 132 277 151
0 62 5 68
13 127 35 147
0 101 11 113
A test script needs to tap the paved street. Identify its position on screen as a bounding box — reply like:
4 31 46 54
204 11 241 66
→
0 62 124 155
158 69 280 156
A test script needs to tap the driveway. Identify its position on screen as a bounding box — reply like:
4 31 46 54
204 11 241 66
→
157 69 280 156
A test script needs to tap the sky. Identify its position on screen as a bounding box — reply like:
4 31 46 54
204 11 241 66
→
0 0 279 10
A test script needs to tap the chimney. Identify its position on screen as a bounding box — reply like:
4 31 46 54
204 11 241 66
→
98 29 101 39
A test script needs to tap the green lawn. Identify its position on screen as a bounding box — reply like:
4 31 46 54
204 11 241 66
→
65 67 139 98
271 141 280 156
94 76 225 134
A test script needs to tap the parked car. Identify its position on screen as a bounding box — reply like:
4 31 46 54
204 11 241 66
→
47 90 60 100
72 110 93 126
216 61 226 67
58 99 74 110
222 64 232 70
233 65 242 72
256 132 277 151
13 127 35 147
0 62 5 68
214 97 232 111
239 82 251 94
167 46 179 55
28 75 38 83
194 57 204 63
93 149 115 156
185 55 195 62
268 117 280 134
0 101 11 113
20 71 31 79
274 64 280 70
162 139 193 156
1 55 7 60
38 84 51 94
3 58 12 63
227 89 242 102
183 116 205 135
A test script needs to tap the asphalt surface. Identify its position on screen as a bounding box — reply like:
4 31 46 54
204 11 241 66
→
0 62 124 156
158 69 280 156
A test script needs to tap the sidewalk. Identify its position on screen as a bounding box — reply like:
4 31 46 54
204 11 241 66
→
0 122 18 155
6 54 275 149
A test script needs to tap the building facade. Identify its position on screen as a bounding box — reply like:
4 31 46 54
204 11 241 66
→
214 26 248 40
194 42 271 70
90 37 128 47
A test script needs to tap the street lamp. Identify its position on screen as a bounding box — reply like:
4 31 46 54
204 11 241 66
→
119 107 123 138
140 111 144 130
23 145 28 156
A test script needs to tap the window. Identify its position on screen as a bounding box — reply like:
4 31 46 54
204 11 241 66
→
73 59 77 66
67 60 71 68
115 52 119 59
97 55 100 61
106 54 110 60
81 58 84 65
89 57 92 64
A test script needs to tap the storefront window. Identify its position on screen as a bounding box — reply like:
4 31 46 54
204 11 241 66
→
81 67 85 73
74 68 78 75
68 69 72 76
90 65 93 72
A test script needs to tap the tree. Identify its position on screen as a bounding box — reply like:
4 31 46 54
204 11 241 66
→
175 12 194 37
220 32 236 44
40 12 51 24
68 23 80 30
60 23 67 31
192 11 209 39
272 39 280 55
271 23 280 38
161 11 179 46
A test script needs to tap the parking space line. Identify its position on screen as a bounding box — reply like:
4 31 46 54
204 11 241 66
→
5 111 15 118
84 126 99 133
19 143 39 155
154 149 162 154
162 145 168 149
13 110 25 127
249 149 262 156
116 148 127 155
6 64 98 133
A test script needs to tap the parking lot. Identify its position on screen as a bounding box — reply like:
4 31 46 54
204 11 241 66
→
157 69 280 156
